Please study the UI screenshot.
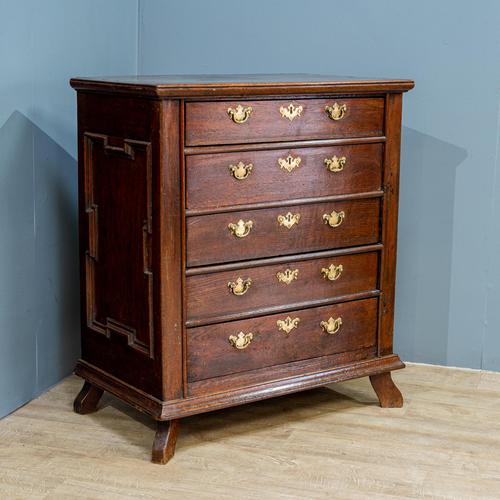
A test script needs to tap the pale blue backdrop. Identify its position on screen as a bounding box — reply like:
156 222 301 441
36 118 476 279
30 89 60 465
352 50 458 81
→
2 0 500 417
0 0 138 417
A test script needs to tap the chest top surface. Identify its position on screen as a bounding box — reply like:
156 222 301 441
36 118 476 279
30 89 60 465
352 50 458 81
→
70 73 414 97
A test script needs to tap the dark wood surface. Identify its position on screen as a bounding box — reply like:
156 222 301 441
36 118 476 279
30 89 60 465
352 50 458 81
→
186 244 383 276
188 346 376 397
187 251 379 323
152 420 180 465
186 143 383 210
378 93 402 356
72 75 412 464
184 136 385 156
187 298 378 382
157 100 184 401
185 97 384 146
187 198 381 266
75 354 405 420
370 372 404 408
73 381 103 415
186 191 383 217
70 73 414 97
83 132 154 357
77 93 164 398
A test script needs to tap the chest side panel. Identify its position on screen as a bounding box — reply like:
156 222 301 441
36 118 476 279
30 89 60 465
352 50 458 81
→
77 93 181 400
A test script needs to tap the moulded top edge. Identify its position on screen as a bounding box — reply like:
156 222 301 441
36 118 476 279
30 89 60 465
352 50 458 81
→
69 73 415 97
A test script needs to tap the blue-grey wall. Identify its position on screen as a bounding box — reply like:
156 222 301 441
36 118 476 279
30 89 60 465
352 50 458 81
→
2 0 500 418
0 0 138 418
138 0 500 370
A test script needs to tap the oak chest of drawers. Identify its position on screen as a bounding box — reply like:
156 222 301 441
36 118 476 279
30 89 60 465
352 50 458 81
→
70 74 414 464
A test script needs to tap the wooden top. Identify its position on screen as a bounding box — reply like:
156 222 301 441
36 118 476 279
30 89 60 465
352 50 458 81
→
70 74 414 98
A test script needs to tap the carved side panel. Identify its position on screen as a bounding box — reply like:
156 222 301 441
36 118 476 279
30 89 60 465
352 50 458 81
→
83 133 154 358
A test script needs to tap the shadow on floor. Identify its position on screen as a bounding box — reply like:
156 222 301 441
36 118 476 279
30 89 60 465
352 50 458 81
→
86 382 375 456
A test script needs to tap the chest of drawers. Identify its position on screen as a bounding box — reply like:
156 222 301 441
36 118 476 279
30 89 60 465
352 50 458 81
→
70 74 414 464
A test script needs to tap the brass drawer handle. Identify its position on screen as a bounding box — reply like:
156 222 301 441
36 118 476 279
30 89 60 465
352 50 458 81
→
276 268 299 285
321 264 343 281
227 105 253 124
229 162 253 180
277 212 300 229
320 317 342 335
325 102 347 121
276 316 300 335
323 210 345 228
279 103 303 121
228 219 253 238
227 277 252 296
324 155 346 173
229 331 254 349
278 154 301 173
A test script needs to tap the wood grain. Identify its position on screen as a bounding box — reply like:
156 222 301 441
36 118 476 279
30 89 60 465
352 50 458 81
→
83 133 154 358
75 354 404 421
70 73 415 97
187 250 379 323
73 381 103 415
184 135 386 156
186 191 383 217
370 371 404 407
186 143 383 210
186 244 383 275
77 93 164 398
187 198 381 266
187 298 378 382
188 347 378 397
378 93 403 356
185 97 384 146
2 364 498 499
157 99 183 401
151 420 180 465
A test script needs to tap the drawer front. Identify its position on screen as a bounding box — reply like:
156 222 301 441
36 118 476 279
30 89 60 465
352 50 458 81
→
186 198 380 267
187 251 379 323
188 298 378 382
185 98 385 146
186 143 383 210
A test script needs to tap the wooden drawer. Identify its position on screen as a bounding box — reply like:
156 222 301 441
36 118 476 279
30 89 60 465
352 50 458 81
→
187 297 378 382
187 251 379 324
186 143 383 210
185 97 385 146
186 198 381 267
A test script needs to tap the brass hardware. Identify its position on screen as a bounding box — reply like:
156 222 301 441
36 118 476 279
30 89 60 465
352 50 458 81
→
279 103 303 121
325 102 347 121
229 162 253 180
228 331 254 349
324 155 346 172
227 105 253 124
276 316 300 335
320 317 343 335
278 154 301 173
276 268 299 285
321 264 343 281
228 219 253 238
323 210 345 228
227 277 252 296
277 212 301 229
